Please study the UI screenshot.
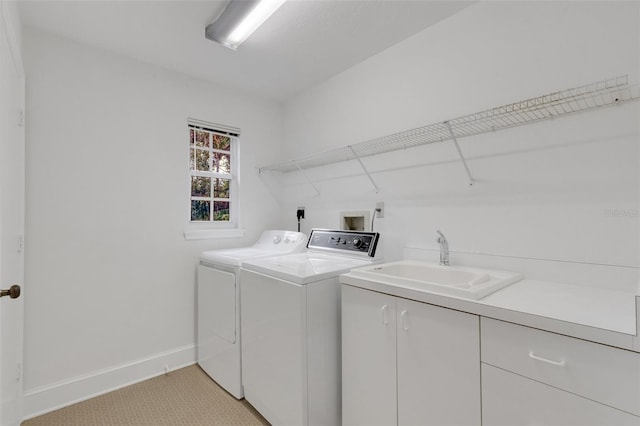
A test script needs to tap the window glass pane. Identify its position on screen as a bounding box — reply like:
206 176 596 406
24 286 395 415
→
195 130 210 148
212 134 231 150
191 177 211 197
213 152 231 174
195 149 210 171
214 201 230 221
214 178 229 198
188 122 236 224
191 200 210 221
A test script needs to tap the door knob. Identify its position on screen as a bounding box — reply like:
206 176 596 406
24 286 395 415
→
0 285 20 299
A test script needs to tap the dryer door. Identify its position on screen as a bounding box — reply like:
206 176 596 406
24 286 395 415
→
198 266 236 344
197 265 244 399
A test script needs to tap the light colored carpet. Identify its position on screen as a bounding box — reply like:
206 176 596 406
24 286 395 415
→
22 365 270 426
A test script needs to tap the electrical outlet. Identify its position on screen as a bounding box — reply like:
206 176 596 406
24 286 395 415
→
297 207 305 219
375 202 384 218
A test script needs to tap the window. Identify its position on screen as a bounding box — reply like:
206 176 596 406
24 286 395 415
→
188 120 239 225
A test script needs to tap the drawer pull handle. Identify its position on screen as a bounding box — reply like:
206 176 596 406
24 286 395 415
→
401 310 409 331
529 351 566 367
381 305 389 325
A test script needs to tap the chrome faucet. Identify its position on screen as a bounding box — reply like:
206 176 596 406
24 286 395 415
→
436 230 449 266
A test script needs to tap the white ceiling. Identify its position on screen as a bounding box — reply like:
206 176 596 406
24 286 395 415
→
18 0 472 101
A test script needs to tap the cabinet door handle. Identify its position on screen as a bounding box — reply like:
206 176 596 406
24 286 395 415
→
400 309 409 331
528 351 566 367
381 305 389 325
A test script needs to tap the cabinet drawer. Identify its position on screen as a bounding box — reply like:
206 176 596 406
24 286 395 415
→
481 317 640 416
482 364 640 425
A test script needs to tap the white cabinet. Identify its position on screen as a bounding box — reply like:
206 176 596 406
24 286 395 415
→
481 318 640 425
342 284 640 426
342 285 480 426
397 298 480 426
342 286 397 426
482 364 640 426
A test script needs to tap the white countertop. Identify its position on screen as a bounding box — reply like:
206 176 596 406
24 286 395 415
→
482 279 636 335
340 273 639 351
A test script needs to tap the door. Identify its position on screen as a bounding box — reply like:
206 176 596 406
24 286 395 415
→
197 266 236 345
0 3 25 425
396 299 480 426
341 285 396 426
196 265 244 398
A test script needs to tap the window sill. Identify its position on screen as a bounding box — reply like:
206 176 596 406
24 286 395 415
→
183 227 245 241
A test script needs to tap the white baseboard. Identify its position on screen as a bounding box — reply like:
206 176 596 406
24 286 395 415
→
22 344 196 421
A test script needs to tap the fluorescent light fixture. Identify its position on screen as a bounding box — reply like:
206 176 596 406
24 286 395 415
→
205 0 286 50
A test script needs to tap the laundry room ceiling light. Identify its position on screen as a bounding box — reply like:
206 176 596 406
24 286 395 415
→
205 0 286 50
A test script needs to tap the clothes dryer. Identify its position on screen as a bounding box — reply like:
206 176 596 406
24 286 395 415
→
197 230 306 399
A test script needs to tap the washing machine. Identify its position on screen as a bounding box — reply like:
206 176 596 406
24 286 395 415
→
240 229 381 425
197 230 307 399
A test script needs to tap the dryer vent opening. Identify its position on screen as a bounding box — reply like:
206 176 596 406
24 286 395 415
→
340 211 370 232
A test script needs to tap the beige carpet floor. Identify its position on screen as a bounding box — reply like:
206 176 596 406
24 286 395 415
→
22 365 269 426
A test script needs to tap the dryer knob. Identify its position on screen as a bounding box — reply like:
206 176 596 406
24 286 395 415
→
273 235 282 244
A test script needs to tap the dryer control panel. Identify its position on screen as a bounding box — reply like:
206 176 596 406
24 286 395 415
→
307 229 380 257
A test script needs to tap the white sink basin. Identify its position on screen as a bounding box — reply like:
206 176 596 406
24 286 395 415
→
349 260 522 299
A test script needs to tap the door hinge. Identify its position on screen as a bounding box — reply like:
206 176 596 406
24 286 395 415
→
16 362 22 382
17 109 24 127
17 235 23 253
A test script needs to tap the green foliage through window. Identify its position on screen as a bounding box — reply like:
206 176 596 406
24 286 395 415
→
189 124 236 223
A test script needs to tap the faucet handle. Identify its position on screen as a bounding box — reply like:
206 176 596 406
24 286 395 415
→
436 229 450 266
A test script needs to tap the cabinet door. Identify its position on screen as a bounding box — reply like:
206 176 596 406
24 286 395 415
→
397 299 480 426
482 363 640 426
342 285 397 426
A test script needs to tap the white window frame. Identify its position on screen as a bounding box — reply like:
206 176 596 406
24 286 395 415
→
185 119 243 240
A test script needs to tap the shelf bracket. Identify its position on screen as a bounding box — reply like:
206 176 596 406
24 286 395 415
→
445 121 475 186
348 145 380 193
294 162 321 196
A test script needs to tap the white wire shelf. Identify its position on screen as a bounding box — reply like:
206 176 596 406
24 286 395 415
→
259 75 640 189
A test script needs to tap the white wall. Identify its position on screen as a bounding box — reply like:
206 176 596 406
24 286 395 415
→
280 1 640 290
22 28 284 417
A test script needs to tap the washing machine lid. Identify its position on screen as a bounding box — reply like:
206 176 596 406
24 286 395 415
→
199 230 307 267
241 252 376 285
